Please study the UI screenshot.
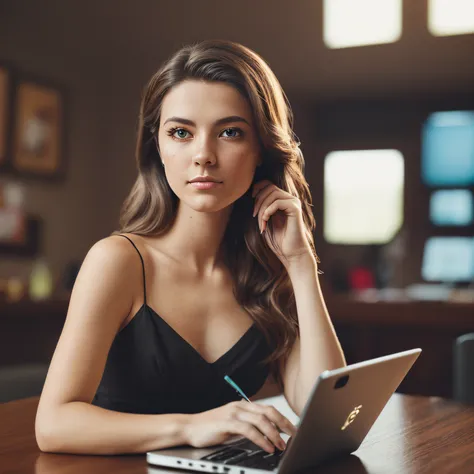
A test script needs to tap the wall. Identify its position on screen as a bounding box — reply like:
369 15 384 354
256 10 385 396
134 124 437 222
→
0 16 114 286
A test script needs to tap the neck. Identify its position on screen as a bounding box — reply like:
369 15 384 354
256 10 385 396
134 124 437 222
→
155 201 233 278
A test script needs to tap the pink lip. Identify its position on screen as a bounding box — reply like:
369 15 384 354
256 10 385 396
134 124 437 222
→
189 181 222 190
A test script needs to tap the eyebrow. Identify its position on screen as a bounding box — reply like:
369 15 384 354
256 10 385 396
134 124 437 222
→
163 115 251 127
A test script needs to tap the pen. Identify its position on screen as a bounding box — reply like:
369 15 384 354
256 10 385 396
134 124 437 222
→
224 375 287 446
224 375 252 402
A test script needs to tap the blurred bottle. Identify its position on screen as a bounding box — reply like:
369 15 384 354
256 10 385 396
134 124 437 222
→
29 258 53 301
6 278 26 303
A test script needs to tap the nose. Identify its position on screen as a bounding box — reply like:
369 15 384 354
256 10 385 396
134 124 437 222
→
192 135 217 167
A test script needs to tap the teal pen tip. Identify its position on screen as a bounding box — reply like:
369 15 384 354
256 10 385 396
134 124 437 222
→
224 375 251 402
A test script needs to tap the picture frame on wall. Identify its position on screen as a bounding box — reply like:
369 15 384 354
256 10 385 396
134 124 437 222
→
0 64 11 170
11 77 66 179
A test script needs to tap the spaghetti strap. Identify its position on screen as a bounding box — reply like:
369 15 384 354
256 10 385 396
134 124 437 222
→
117 234 147 306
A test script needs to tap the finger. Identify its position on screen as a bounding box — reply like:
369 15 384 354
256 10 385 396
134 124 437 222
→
260 198 295 233
256 190 291 232
253 186 279 218
256 189 278 232
252 404 298 437
263 405 298 437
237 410 286 451
230 420 276 454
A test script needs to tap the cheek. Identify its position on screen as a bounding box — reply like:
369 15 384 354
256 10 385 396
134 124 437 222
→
229 151 259 181
161 153 188 192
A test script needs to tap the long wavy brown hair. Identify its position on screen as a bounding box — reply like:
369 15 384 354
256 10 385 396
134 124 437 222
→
115 39 318 388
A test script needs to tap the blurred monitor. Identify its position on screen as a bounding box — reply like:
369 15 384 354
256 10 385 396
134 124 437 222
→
422 111 474 187
430 189 474 226
421 237 474 283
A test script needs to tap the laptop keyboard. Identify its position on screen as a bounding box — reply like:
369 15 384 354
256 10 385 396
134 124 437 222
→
201 444 284 471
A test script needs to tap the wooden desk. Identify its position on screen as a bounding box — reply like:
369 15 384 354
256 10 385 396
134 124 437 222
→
1 394 474 474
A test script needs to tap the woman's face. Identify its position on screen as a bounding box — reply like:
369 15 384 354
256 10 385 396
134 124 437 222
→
157 80 261 213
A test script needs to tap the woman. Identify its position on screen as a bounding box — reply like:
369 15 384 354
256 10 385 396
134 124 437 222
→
35 39 346 456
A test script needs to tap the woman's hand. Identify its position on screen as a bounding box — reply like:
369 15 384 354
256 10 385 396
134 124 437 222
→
184 400 298 454
252 180 313 267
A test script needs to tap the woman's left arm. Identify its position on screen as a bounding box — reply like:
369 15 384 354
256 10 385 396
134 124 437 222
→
252 180 347 416
281 254 346 416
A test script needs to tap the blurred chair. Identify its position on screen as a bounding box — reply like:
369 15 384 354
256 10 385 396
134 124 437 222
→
453 333 474 404
0 364 49 403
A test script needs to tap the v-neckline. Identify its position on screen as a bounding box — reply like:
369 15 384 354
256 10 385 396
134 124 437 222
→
142 303 257 366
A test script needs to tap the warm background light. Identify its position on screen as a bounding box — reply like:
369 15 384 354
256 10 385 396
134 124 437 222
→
323 0 402 48
324 149 404 244
428 0 474 36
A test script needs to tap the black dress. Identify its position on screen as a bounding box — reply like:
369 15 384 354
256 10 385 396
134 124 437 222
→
92 234 274 415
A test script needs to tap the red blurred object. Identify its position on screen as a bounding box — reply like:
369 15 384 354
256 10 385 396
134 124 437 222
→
0 209 26 243
349 266 375 290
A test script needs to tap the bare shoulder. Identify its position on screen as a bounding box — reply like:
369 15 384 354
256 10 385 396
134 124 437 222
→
69 233 144 321
85 234 140 268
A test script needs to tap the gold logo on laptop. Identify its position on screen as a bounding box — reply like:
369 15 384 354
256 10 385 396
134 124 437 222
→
341 405 362 431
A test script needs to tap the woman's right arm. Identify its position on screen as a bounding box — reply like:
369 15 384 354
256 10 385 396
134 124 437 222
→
35 236 190 455
35 236 297 455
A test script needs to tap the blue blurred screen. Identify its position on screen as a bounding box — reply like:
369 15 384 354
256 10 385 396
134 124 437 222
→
422 111 474 186
430 189 474 226
422 237 474 282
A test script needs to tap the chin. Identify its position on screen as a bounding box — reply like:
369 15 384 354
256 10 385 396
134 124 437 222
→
184 191 247 213
183 196 231 213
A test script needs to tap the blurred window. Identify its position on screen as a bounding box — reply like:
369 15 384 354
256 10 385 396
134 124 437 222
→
323 149 404 244
428 0 474 36
323 0 402 48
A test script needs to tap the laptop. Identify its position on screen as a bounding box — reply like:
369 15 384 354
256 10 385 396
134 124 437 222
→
147 348 421 473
